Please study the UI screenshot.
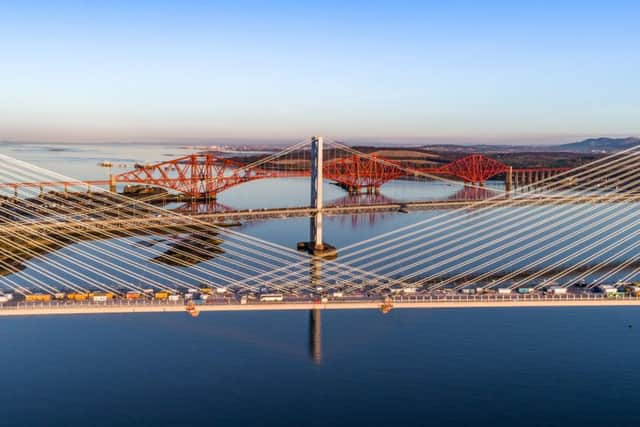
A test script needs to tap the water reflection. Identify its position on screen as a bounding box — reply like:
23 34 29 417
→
170 184 502 215
173 201 235 214
448 185 501 201
327 193 397 206
332 212 392 227
309 309 322 365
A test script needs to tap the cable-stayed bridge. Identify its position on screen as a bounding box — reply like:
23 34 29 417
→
2 137 640 319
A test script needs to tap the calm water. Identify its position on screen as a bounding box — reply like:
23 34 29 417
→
3 308 640 427
2 142 640 426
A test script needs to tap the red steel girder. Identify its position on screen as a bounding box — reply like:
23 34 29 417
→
113 154 271 198
115 152 405 197
421 154 510 183
102 152 572 198
323 155 405 191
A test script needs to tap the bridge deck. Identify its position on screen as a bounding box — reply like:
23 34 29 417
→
2 194 640 236
2 297 640 316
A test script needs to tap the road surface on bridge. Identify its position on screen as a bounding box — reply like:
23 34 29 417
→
2 295 640 317
3 194 640 237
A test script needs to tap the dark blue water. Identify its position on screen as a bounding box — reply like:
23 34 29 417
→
2 307 640 427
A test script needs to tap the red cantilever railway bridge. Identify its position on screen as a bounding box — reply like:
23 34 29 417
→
0 152 569 199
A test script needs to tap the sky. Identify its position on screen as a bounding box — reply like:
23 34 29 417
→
0 0 638 145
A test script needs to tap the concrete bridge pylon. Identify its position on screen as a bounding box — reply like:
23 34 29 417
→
297 136 337 258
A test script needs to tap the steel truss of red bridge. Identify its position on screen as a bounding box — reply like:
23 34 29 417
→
108 152 569 198
0 152 570 199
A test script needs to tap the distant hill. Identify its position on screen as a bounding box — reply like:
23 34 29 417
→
551 137 640 153
418 137 640 154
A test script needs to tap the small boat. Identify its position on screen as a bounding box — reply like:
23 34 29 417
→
98 160 113 167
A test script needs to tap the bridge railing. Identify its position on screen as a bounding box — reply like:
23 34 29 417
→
1 292 638 312
390 293 636 303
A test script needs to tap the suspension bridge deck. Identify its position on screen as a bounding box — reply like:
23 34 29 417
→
3 193 640 237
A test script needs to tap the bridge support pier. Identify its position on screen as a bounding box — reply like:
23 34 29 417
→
363 185 380 194
298 136 337 258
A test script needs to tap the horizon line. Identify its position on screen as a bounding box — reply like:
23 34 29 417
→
1 134 638 147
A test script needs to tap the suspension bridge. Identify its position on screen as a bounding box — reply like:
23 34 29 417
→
1 136 640 319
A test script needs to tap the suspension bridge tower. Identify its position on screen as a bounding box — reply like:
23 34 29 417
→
297 136 337 258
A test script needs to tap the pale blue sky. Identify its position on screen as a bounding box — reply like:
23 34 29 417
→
0 1 638 144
